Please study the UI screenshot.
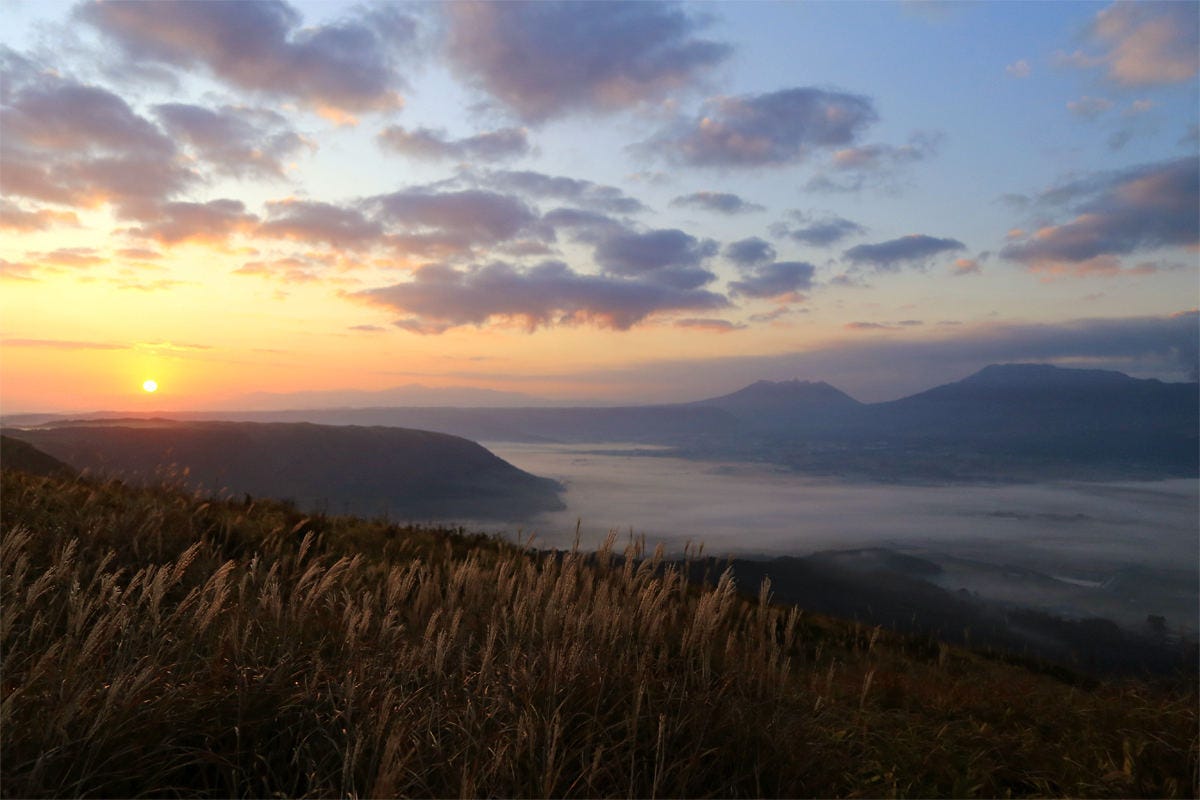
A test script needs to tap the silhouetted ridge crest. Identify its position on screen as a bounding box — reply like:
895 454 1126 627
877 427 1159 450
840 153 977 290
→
4 420 564 520
960 363 1151 388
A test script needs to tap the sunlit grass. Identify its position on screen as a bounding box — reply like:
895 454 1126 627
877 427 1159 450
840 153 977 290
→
2 468 1196 798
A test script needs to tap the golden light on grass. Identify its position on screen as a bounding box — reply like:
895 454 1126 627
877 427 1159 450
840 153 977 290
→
142 379 158 393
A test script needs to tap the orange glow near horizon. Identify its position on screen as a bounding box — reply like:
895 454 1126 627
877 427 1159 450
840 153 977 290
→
0 0 1195 415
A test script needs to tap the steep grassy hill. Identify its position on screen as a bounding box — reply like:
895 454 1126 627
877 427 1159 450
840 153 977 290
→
1 466 1196 798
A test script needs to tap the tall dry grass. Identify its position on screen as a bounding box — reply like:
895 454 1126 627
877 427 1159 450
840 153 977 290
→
2 469 1196 798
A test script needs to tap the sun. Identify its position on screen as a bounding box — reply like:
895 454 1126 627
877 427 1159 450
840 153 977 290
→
142 379 158 393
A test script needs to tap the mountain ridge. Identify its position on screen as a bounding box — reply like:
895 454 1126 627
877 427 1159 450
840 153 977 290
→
3 420 565 521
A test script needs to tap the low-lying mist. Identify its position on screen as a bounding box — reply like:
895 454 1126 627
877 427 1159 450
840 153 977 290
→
473 443 1199 635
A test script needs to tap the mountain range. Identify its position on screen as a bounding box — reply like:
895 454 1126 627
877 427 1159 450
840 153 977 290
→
4 363 1196 488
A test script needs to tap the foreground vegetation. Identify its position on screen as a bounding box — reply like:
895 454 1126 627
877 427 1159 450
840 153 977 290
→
1 468 1196 798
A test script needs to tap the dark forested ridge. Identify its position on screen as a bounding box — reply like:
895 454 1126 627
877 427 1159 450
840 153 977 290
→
3 421 564 520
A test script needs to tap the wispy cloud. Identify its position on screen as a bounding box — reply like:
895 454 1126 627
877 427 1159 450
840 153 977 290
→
1066 95 1114 119
378 126 531 162
673 318 746 333
3 337 123 350
771 211 865 247
1005 59 1032 78
806 132 942 193
844 234 966 272
670 192 764 215
1077 1 1199 86
473 169 646 214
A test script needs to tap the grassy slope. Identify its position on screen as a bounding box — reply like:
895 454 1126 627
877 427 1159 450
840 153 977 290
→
1 468 1196 798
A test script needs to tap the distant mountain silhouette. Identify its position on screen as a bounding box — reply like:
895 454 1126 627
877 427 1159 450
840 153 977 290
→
872 362 1197 441
667 364 1197 480
4 363 1194 483
4 421 564 520
693 379 860 413
689 379 863 433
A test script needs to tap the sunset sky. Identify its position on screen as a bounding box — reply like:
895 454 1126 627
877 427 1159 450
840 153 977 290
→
1 0 1197 413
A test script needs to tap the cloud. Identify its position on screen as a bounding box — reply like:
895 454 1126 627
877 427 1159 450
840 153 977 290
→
1001 157 1199 275
829 132 941 171
234 256 324 284
951 257 981 276
369 188 545 256
2 70 172 155
724 237 777 268
1082 1 1199 86
806 131 942 192
24 247 106 268
592 228 719 289
79 1 416 115
1126 99 1154 116
115 248 162 261
377 126 531 162
475 169 645 214
351 259 730 332
674 318 746 333
258 199 383 249
155 103 312 179
748 307 799 324
0 199 79 232
771 211 865 247
130 199 259 245
0 60 193 216
729 261 815 299
643 87 877 167
443 1 729 122
112 277 189 292
0 259 37 282
2 337 123 350
843 234 966 271
1005 59 1032 78
1066 95 1114 119
542 207 626 239
670 191 764 214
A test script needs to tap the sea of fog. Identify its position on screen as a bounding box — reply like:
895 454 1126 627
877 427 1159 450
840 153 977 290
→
472 443 1199 634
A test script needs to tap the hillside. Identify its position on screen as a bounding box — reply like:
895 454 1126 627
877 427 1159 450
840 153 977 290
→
0 434 76 478
1 466 1195 798
3 420 563 520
